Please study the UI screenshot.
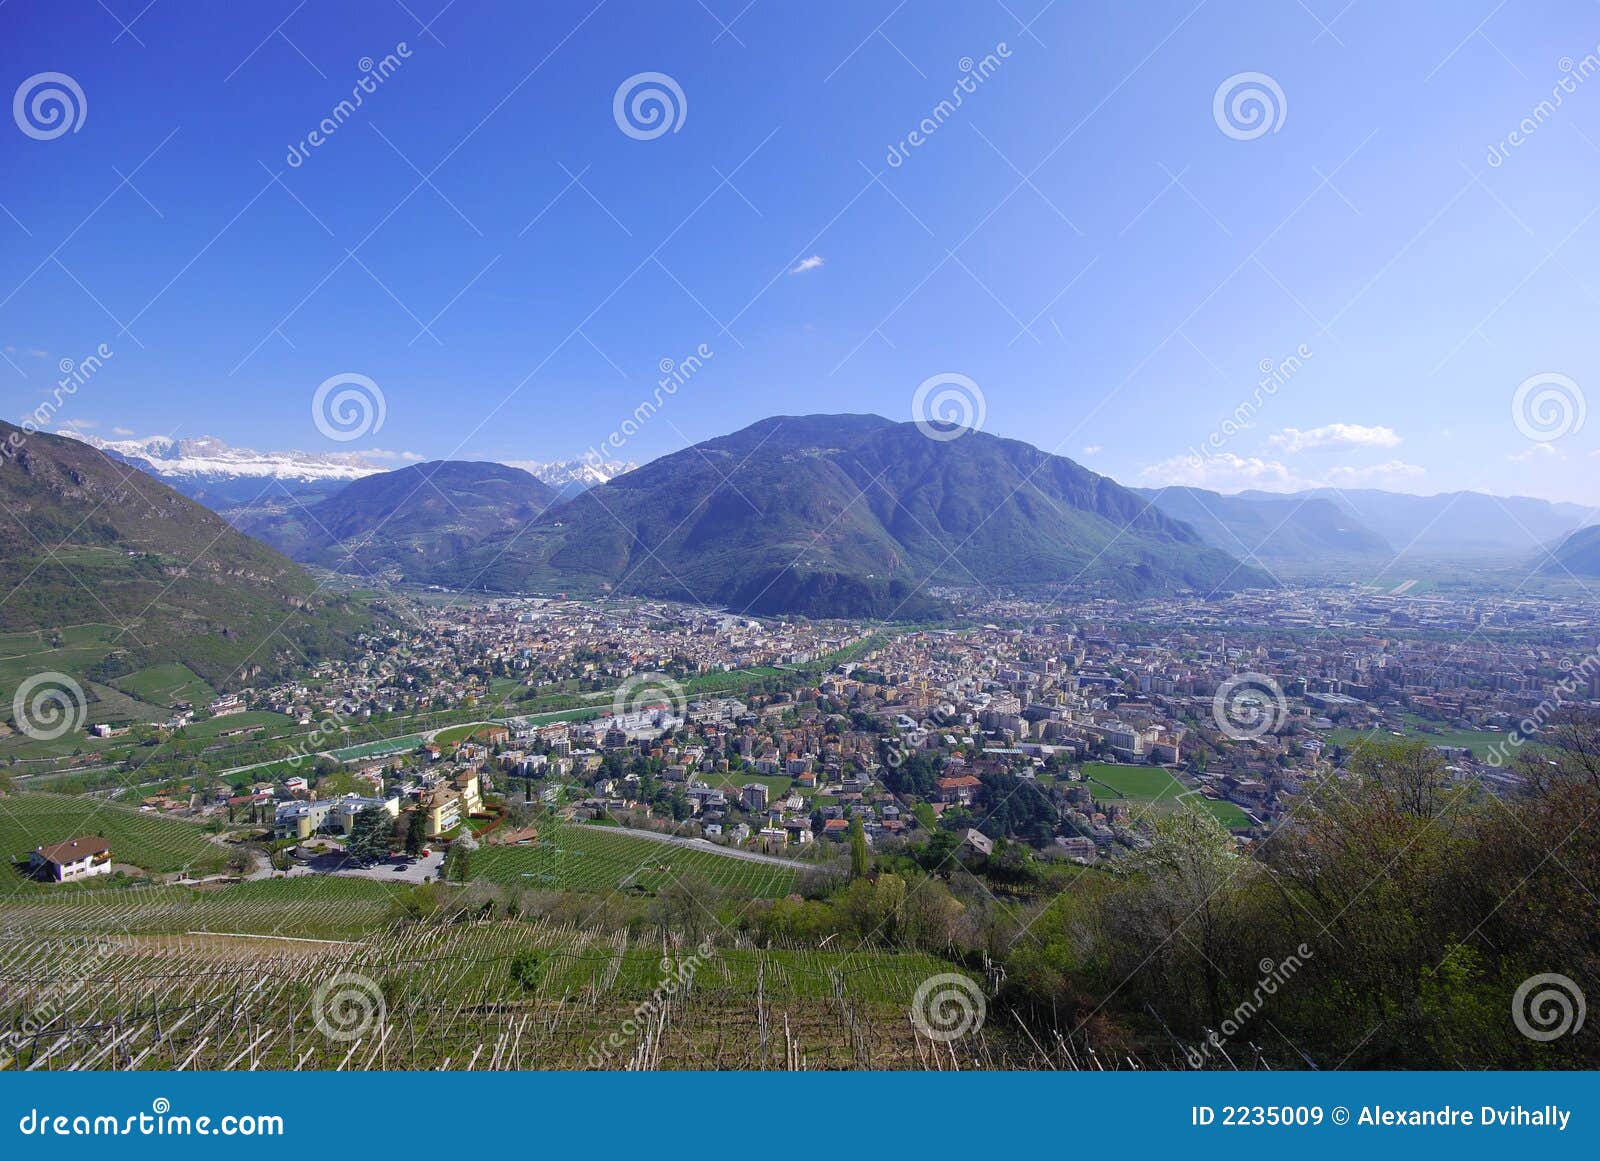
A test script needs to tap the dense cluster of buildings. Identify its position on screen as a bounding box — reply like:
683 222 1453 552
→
108 584 1599 870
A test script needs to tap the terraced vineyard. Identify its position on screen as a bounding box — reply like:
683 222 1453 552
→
0 792 230 881
0 915 1013 1070
0 877 402 939
472 824 805 898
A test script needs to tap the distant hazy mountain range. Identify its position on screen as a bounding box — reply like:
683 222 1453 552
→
59 431 632 507
1247 487 1596 557
1132 486 1395 562
1133 485 1595 565
1 424 373 686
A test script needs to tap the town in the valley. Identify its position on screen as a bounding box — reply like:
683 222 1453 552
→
13 580 1594 888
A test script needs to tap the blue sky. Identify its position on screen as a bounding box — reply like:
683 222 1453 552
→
2 0 1598 504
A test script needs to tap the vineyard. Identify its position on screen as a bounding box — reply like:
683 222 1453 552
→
0 792 231 881
471 824 805 898
0 906 1033 1070
0 877 403 939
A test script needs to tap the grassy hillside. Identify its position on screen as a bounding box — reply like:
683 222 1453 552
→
0 424 382 706
470 821 802 897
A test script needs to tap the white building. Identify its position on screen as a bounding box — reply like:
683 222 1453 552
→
29 836 112 882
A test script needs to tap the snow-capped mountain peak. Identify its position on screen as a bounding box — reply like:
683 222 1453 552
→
61 430 388 484
502 458 636 497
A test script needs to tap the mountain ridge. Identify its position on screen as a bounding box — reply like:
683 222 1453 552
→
436 414 1274 616
237 460 561 580
1132 485 1394 563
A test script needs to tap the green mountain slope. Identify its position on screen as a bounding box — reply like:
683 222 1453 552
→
436 415 1271 616
1543 524 1600 575
237 460 560 579
0 422 375 690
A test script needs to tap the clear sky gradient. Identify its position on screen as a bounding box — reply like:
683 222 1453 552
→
3 0 1599 504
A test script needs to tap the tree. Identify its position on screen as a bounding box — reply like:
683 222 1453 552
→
404 808 426 855
345 805 392 865
849 815 869 879
509 949 542 991
444 840 473 882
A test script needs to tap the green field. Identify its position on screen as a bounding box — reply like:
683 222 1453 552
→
0 792 230 880
111 662 214 708
182 709 299 740
701 771 796 799
1082 762 1251 829
433 721 500 745
329 733 427 761
1322 717 1514 755
471 823 800 898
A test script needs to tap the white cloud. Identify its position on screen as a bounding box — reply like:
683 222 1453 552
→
1267 423 1401 453
1508 443 1564 464
1081 445 1102 456
1323 459 1426 487
112 426 135 436
1141 453 1426 493
1140 453 1304 492
361 448 425 464
788 255 825 275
